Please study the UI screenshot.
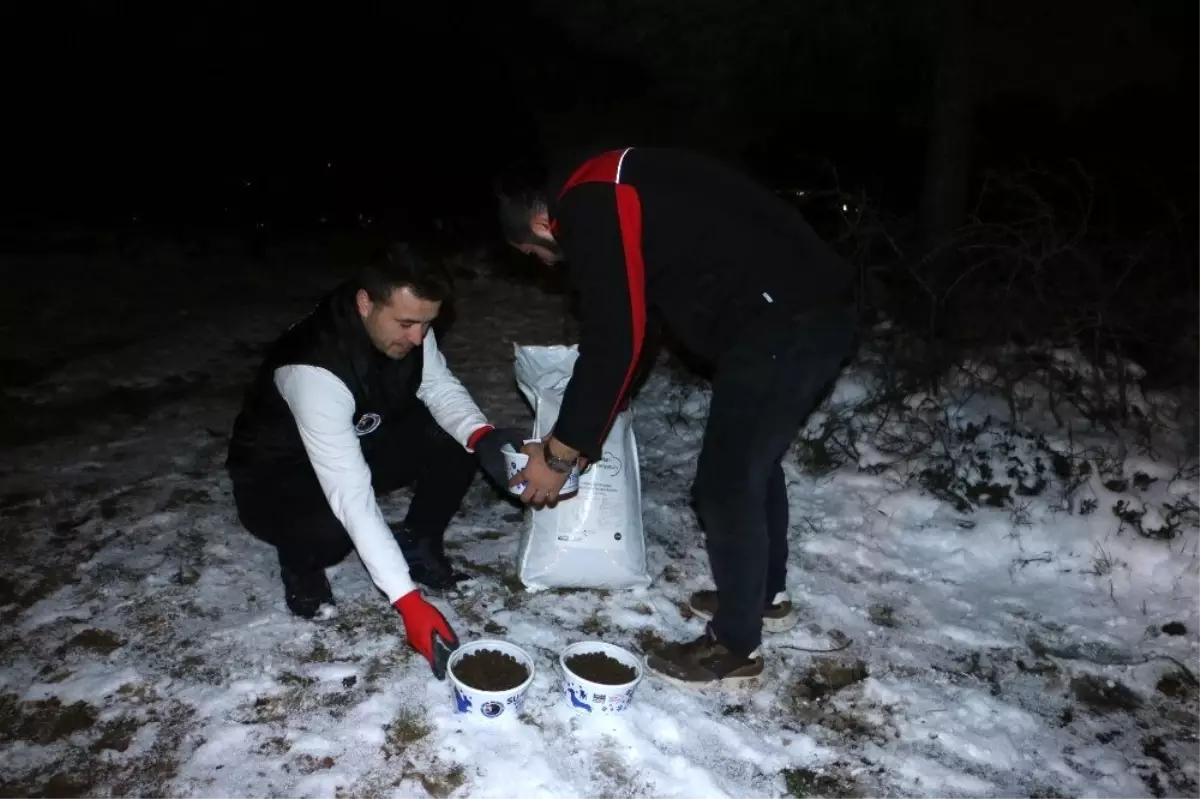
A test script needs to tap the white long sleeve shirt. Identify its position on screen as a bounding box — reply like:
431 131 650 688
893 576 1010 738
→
272 330 490 603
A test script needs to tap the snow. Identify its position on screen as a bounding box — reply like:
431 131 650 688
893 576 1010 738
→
0 251 1197 797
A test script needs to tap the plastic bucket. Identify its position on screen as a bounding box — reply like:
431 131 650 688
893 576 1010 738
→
559 641 644 715
503 439 581 498
447 639 536 720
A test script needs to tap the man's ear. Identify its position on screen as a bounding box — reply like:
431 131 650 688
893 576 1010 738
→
355 289 373 318
531 212 553 239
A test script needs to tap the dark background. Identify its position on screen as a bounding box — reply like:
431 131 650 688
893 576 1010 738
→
3 0 1194 236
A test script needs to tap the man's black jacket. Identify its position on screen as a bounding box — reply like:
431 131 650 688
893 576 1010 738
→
545 146 852 459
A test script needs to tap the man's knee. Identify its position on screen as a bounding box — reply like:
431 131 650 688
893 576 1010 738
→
693 439 773 497
692 450 775 533
232 472 353 567
692 474 750 528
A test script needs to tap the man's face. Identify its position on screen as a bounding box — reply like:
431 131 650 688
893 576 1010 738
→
507 212 564 265
356 285 440 359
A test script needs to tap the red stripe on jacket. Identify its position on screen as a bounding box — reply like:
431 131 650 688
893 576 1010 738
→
556 148 646 444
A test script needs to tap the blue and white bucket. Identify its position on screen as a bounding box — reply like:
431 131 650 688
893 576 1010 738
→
559 641 644 715
447 639 536 720
503 439 581 498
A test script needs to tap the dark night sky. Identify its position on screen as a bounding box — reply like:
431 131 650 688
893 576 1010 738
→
2 0 1195 236
5 3 536 227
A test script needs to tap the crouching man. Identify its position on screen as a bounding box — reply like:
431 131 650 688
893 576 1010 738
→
225 243 523 678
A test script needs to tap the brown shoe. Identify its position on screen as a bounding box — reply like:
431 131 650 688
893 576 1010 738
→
688 590 799 633
645 626 764 686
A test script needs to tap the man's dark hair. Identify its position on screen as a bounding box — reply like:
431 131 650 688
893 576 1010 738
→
358 241 453 304
494 156 549 245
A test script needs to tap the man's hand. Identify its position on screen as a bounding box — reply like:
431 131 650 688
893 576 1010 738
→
473 427 527 489
394 590 460 679
510 439 571 507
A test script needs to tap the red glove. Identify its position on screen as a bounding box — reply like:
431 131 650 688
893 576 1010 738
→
394 590 460 680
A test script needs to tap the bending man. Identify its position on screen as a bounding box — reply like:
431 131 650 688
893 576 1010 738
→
496 148 856 686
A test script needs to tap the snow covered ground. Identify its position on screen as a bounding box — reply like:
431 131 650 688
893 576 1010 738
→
1 248 1197 798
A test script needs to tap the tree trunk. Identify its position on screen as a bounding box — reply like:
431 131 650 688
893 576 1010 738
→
918 0 972 255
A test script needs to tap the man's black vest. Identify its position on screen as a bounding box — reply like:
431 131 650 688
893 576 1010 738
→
226 281 424 480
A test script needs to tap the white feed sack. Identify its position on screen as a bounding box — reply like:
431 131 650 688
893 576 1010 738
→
512 344 650 591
